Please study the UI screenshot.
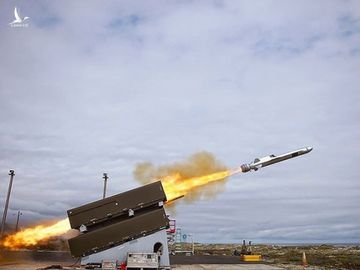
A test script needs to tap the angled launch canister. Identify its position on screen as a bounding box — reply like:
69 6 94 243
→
67 181 167 230
67 181 169 258
68 208 169 257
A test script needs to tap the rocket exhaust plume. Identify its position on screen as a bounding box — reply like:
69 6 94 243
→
2 218 71 249
2 151 242 249
134 151 241 202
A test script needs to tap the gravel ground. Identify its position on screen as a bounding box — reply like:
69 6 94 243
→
0 261 78 270
171 264 284 270
0 262 284 270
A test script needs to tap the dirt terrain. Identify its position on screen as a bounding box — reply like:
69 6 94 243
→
1 244 359 269
172 243 360 269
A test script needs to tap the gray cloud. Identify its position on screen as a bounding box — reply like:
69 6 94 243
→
0 0 359 243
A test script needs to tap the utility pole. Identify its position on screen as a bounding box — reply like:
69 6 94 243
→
1 170 15 239
15 210 22 232
102 173 108 199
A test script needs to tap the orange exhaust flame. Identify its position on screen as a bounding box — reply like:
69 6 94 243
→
161 168 242 201
2 218 70 249
1 167 242 249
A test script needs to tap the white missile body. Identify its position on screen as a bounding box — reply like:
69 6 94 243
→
240 147 313 172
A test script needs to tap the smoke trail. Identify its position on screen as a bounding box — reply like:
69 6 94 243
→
133 151 229 203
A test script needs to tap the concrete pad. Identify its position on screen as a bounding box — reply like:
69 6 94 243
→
171 264 285 270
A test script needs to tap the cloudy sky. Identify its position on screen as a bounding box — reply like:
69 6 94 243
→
0 0 359 243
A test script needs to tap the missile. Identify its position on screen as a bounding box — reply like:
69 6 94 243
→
240 147 313 173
